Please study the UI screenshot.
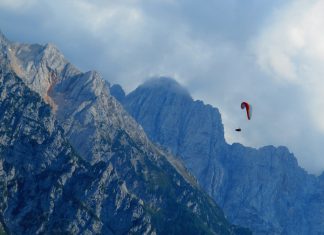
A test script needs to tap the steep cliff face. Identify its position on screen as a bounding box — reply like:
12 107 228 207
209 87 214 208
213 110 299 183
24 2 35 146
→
0 71 152 234
111 84 126 103
0 32 245 234
124 77 226 184
4 35 149 165
121 77 324 235
219 144 317 234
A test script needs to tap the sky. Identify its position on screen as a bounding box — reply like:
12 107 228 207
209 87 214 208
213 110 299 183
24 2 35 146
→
1 0 324 174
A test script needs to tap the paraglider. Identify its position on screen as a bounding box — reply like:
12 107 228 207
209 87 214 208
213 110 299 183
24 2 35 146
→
241 101 252 120
235 101 252 132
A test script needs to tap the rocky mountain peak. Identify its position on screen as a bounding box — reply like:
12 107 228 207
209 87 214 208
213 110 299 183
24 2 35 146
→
41 42 67 67
122 77 226 183
2 40 80 111
140 76 191 98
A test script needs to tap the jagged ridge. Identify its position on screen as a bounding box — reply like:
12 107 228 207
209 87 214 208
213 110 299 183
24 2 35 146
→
0 32 249 234
121 77 324 235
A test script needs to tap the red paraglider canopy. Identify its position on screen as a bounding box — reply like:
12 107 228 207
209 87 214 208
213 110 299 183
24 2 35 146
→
241 101 252 120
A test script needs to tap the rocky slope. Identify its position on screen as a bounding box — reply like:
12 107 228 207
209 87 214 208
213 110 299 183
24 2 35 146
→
0 32 248 234
120 77 324 235
0 71 152 234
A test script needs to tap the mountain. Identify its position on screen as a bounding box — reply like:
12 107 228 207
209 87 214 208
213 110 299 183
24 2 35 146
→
111 84 126 103
120 77 324 234
0 71 152 234
122 77 226 183
0 32 249 234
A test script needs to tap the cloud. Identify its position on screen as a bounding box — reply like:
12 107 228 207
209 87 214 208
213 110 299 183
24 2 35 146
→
253 0 324 172
255 0 324 83
1 0 286 86
0 0 36 10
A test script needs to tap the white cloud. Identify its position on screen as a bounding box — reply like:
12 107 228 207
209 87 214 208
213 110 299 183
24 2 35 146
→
0 0 36 10
250 0 324 173
254 0 324 133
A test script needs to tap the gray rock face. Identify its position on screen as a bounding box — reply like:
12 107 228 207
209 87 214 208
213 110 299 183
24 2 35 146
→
110 84 126 103
5 37 149 165
124 77 226 183
0 71 152 234
0 33 246 234
122 77 324 235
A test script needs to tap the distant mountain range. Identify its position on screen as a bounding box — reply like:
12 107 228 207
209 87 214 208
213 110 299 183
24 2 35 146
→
0 32 249 234
112 77 324 234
